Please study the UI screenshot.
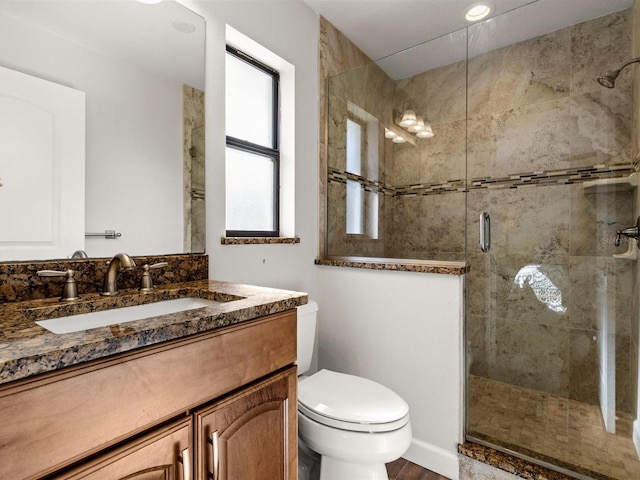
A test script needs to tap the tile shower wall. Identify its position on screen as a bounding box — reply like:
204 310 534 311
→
389 59 467 262
183 85 205 253
326 62 395 257
466 10 635 412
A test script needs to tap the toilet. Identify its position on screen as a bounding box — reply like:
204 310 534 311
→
296 301 412 480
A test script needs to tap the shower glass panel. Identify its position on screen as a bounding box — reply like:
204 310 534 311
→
325 34 467 261
189 124 205 253
465 5 638 479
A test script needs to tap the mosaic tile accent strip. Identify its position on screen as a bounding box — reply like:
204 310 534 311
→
328 164 636 197
327 167 395 196
468 164 636 191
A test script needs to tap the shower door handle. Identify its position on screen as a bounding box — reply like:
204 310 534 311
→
479 212 491 252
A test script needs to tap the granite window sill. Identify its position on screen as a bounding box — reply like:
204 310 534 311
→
221 237 301 245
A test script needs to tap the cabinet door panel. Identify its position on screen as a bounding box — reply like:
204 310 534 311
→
223 401 284 479
54 419 191 480
196 367 297 480
120 467 171 480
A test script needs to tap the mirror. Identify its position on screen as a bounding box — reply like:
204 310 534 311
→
0 0 205 261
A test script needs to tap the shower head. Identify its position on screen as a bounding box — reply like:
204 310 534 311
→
597 57 640 88
597 70 619 88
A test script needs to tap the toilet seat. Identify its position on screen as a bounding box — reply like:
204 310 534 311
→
298 369 410 433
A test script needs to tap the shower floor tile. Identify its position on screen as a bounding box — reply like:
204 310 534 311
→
468 375 640 480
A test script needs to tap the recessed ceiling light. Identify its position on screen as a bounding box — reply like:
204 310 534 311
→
173 21 196 34
136 0 163 4
465 2 493 22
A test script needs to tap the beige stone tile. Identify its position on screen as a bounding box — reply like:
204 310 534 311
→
467 26 570 117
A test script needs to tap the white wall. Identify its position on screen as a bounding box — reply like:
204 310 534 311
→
317 266 464 480
0 12 184 258
184 0 319 295
185 2 464 477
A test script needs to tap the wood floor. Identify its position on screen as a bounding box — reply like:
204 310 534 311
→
387 458 450 480
299 444 450 480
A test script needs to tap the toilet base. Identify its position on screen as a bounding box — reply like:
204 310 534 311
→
320 457 389 480
298 409 411 480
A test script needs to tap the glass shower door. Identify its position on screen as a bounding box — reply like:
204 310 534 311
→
465 4 638 479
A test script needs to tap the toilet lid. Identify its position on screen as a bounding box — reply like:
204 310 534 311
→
298 370 410 432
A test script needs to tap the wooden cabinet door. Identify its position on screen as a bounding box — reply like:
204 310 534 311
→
53 419 192 480
195 367 298 480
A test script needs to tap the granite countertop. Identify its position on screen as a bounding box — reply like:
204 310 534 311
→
0 280 307 385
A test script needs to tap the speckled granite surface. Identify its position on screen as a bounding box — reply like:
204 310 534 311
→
0 254 208 303
221 237 301 245
0 280 307 385
459 442 607 480
315 257 467 275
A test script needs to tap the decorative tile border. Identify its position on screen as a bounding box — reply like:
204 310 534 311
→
328 164 636 197
468 164 636 191
327 167 395 195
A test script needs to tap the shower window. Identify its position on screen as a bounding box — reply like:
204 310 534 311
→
345 104 379 240
346 118 364 234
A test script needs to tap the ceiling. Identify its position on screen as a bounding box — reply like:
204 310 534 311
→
0 0 205 90
302 0 634 79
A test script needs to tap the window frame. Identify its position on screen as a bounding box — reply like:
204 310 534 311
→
225 45 281 237
345 116 365 236
344 103 380 240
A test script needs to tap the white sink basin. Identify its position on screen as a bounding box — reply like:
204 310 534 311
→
36 297 218 334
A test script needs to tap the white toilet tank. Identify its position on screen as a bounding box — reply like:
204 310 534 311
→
296 300 318 375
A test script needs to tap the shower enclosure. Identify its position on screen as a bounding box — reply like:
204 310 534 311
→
465 6 638 479
324 2 638 479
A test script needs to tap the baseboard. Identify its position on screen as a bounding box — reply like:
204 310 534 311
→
633 419 640 458
403 439 460 480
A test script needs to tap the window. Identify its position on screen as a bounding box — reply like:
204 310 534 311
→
346 118 364 234
345 103 379 239
225 46 280 236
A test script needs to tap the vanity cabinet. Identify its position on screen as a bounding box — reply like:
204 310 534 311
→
195 367 297 480
54 367 297 480
0 310 297 480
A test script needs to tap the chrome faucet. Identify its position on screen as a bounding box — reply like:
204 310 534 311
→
102 253 136 296
615 217 640 247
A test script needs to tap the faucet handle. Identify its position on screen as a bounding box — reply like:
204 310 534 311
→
37 269 80 301
139 262 168 292
615 216 640 247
